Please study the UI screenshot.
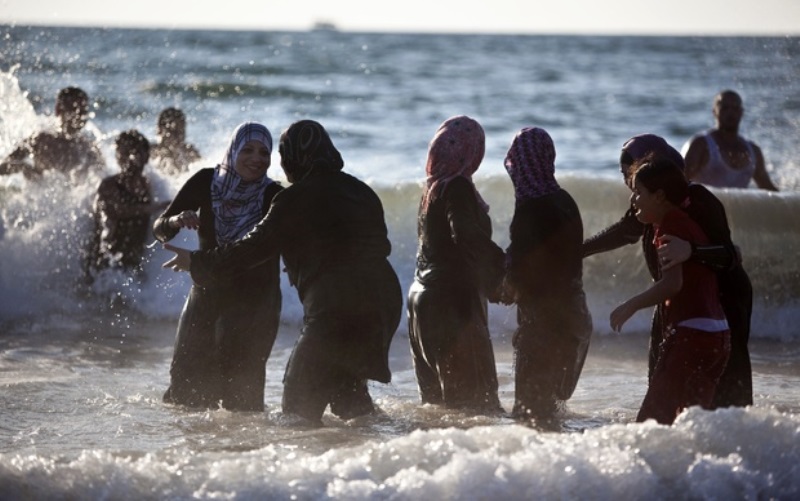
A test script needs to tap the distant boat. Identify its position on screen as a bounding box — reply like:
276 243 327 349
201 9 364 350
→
311 21 338 32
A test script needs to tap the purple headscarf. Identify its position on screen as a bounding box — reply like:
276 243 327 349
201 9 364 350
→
504 127 561 202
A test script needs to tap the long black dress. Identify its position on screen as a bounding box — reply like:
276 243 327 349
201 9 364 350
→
153 168 283 411
189 169 402 424
407 176 505 411
507 189 593 418
583 182 753 407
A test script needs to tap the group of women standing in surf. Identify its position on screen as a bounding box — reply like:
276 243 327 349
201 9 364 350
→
154 112 752 428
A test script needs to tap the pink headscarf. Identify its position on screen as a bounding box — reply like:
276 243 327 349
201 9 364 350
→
504 127 561 202
422 115 488 214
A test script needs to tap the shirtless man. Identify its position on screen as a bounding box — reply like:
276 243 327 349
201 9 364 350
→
84 129 166 281
150 107 201 176
682 90 778 191
0 87 105 180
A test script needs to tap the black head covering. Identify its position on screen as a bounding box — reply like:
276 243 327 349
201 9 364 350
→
279 120 343 180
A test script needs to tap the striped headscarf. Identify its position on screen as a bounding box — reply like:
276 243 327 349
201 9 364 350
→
211 122 274 246
422 115 488 214
503 127 560 202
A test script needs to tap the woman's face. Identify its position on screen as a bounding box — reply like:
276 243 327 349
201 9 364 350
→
234 140 271 182
630 177 664 224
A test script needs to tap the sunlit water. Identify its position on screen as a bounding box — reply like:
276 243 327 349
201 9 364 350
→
0 26 798 499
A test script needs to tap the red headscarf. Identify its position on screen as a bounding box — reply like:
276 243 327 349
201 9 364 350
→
421 115 488 214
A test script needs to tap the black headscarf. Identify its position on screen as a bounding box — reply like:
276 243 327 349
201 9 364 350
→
279 120 343 181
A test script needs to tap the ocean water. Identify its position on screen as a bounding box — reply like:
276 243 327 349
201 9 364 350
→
0 26 799 499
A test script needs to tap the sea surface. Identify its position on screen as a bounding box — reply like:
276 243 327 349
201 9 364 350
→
0 26 799 499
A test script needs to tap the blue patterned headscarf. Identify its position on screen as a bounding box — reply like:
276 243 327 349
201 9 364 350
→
211 122 274 246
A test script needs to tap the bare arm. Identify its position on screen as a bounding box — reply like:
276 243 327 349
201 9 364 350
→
0 143 33 176
610 265 682 332
750 143 779 191
683 137 708 182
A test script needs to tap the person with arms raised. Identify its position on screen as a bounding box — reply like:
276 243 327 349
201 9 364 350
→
0 86 105 181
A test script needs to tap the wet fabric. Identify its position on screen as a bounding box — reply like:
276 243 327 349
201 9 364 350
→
211 122 275 246
408 176 505 411
654 208 726 326
154 168 283 411
506 189 593 419
637 326 731 425
190 168 401 424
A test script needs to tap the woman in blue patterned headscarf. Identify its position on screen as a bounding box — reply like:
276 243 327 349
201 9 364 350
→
154 121 283 411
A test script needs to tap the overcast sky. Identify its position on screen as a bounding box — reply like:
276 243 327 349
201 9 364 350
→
2 0 799 35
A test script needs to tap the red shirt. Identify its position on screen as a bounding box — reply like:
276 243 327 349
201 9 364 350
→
655 209 726 326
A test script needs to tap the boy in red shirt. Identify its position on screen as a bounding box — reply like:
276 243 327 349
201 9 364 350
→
610 157 731 425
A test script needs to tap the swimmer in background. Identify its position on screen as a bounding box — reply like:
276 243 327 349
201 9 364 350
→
682 89 779 191
150 107 201 176
84 129 166 282
0 86 105 181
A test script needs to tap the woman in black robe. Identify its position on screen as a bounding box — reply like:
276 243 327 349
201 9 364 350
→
503 127 593 419
154 122 283 411
407 115 505 412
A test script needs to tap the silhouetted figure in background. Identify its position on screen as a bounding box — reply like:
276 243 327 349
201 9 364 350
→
84 129 164 282
150 107 201 176
0 86 105 181
683 89 778 191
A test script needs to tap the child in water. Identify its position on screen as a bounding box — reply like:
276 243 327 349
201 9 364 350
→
610 157 730 425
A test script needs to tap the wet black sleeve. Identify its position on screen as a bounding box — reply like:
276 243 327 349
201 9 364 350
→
152 169 211 243
685 184 738 271
582 205 644 257
189 189 285 288
445 178 505 296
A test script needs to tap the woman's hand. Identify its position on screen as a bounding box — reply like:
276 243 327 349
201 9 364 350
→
657 234 691 271
169 210 200 230
610 301 636 332
162 243 192 272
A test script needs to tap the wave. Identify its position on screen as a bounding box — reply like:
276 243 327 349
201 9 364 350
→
1 169 798 342
0 406 797 500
